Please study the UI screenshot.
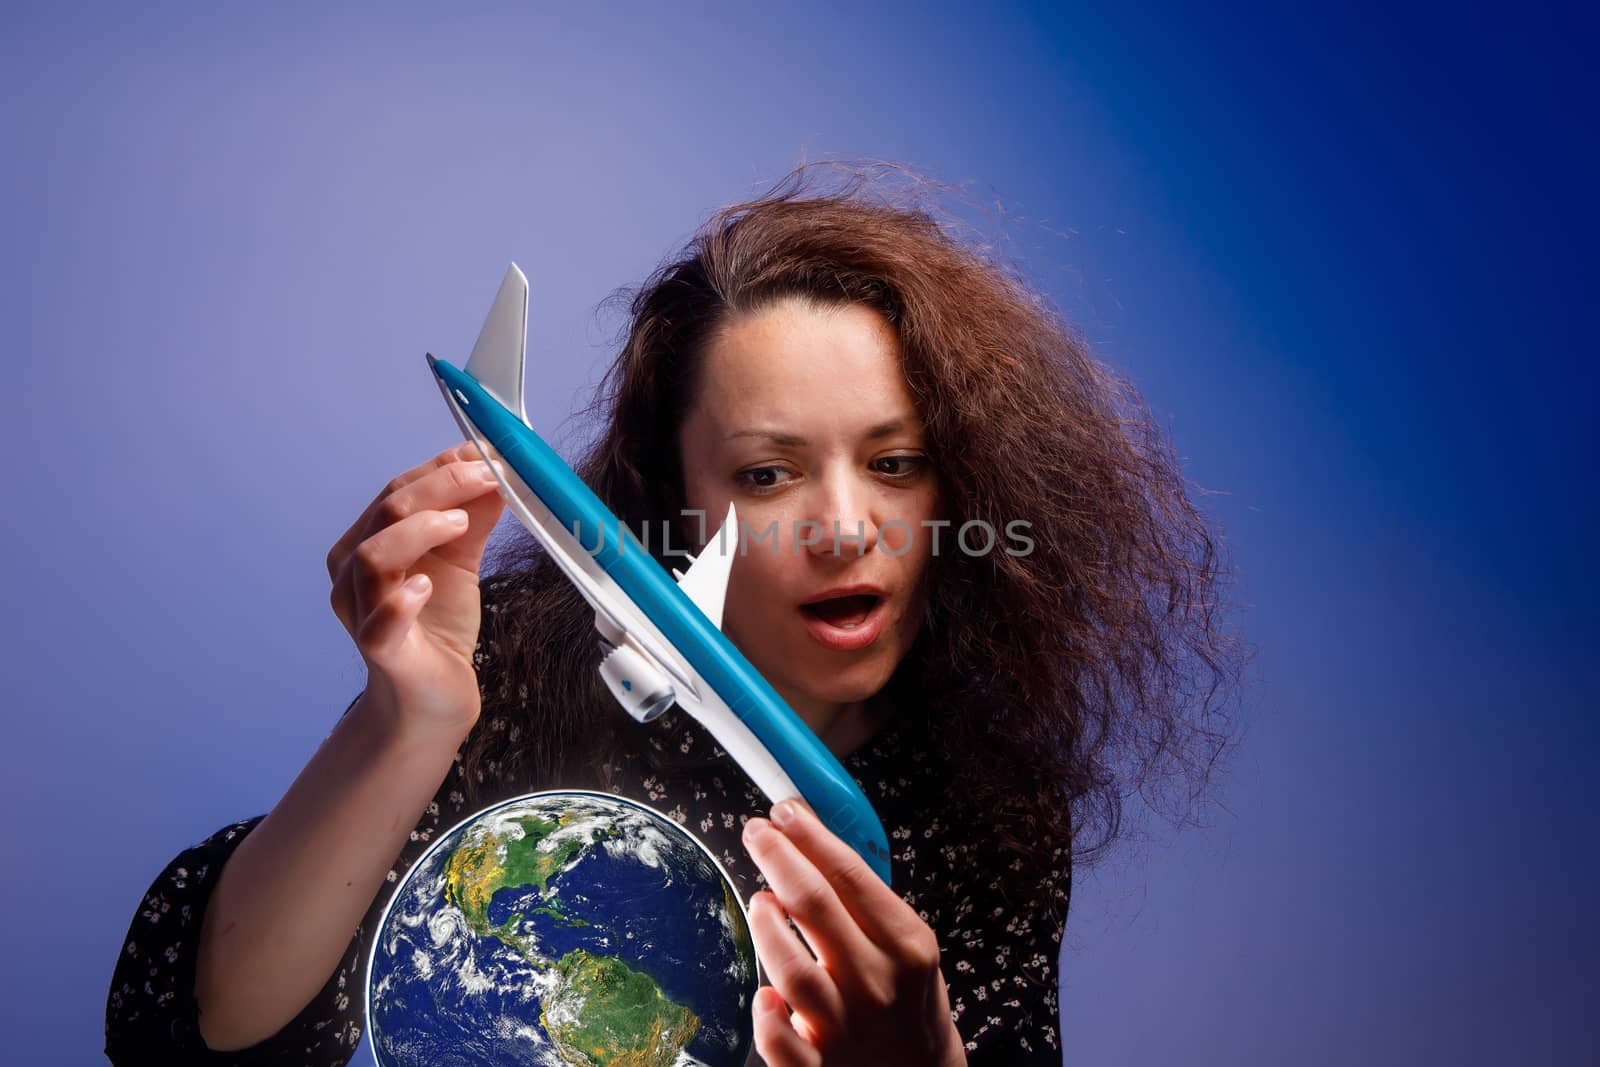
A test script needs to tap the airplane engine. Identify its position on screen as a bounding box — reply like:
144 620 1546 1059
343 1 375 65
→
598 641 676 724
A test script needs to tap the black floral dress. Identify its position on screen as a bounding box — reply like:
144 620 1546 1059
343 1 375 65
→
105 708 1070 1065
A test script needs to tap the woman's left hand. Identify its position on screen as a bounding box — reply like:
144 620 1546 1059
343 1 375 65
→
741 799 966 1066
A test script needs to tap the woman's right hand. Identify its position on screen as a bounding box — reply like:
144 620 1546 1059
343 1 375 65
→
326 440 507 737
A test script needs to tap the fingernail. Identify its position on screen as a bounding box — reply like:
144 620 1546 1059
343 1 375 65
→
743 817 771 844
771 799 801 830
445 509 469 525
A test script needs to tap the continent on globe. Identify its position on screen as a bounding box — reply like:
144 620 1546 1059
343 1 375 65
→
543 948 701 1067
444 813 602 942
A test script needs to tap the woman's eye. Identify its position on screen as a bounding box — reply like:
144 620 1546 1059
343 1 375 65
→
873 455 928 478
735 466 793 491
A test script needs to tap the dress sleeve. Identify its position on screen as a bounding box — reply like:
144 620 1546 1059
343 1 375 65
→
105 574 530 1065
942 839 1072 1065
104 733 480 1065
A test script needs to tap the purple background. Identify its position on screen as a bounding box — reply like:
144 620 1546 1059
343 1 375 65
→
3 2 1592 1064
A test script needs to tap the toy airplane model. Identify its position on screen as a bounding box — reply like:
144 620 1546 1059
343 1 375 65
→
425 263 894 885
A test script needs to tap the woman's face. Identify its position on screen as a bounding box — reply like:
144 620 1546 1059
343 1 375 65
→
676 297 941 725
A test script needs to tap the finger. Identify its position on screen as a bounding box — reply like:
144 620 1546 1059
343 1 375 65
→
328 460 501 629
411 465 506 577
328 449 499 583
768 800 931 957
752 986 820 1067
334 508 472 633
353 573 434 666
746 890 845 1028
325 441 482 581
743 817 875 971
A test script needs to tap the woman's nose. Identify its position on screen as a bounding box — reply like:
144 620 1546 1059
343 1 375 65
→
802 477 879 557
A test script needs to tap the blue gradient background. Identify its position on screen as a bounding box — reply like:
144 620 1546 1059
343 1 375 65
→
3 3 1592 1064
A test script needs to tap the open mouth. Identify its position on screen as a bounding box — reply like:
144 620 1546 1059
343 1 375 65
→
799 593 881 629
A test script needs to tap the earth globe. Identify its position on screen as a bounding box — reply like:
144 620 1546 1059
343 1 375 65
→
366 790 759 1066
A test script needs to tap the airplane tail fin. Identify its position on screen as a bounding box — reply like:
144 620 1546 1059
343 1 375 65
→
464 263 530 427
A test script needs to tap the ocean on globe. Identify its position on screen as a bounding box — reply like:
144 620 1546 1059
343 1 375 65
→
367 790 758 1066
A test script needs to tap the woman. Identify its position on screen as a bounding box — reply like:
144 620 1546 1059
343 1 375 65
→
106 162 1244 1065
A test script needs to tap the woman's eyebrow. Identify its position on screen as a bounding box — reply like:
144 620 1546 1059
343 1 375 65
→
725 419 916 446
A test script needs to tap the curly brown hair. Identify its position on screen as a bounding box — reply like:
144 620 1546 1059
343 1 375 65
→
459 160 1249 905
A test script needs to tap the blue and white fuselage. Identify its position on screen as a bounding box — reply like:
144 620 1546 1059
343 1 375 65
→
425 264 893 884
